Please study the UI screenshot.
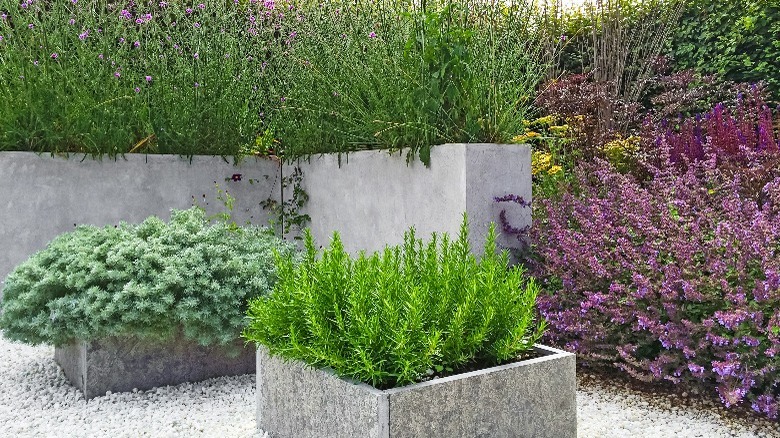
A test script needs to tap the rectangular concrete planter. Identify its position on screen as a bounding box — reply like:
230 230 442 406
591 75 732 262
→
55 333 255 399
0 152 281 291
256 344 576 438
297 143 532 258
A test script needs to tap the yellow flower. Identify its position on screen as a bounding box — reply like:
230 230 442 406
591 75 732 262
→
532 151 552 175
525 131 541 138
547 165 563 176
532 115 557 127
511 134 529 143
548 124 570 137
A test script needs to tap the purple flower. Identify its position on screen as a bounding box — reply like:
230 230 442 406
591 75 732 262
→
687 363 705 376
119 37 125 43
194 22 201 28
0 36 3 42
28 24 34 29
119 9 132 20
114 72 120 78
159 1 168 7
194 82 200 88
198 3 205 9
33 60 39 66
145 75 152 83
50 53 58 59
98 53 104 60
78 30 88 40
193 53 199 59
185 7 193 14
69 18 76 25
134 41 140 48
134 87 141 93
368 31 377 38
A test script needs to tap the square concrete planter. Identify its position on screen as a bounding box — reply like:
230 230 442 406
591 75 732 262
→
55 332 255 399
256 345 576 438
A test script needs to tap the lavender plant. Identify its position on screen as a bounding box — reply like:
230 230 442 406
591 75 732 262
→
260 0 556 164
0 0 556 160
0 0 281 155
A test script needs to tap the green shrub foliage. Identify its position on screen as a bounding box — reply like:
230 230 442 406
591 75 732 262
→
0 208 294 347
668 0 780 102
244 215 545 389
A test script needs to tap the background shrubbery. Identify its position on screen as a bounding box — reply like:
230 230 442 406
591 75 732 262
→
668 0 780 103
0 208 295 347
244 218 544 389
510 0 780 419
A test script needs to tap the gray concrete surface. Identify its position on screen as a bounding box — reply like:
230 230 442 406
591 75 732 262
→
1 145 530 289
256 348 389 438
0 152 281 289
256 345 576 438
295 143 532 257
55 333 256 400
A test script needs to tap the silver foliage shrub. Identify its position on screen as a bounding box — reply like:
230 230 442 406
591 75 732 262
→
0 207 295 347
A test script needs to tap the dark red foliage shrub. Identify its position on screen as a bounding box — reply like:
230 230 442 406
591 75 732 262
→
646 70 763 122
536 74 643 152
525 158 780 419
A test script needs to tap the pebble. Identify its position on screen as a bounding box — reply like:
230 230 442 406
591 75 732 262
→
1 333 777 437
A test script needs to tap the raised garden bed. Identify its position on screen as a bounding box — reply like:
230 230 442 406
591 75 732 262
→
255 345 576 438
57 332 255 400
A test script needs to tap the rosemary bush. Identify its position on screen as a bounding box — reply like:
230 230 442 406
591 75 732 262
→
244 215 545 389
0 207 295 347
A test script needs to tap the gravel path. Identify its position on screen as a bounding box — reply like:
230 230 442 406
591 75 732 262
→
1 335 777 437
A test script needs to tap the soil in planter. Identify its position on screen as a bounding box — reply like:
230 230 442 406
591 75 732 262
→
381 349 542 390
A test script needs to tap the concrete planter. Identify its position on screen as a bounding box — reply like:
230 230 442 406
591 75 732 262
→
298 143 532 258
0 152 281 291
55 332 255 399
256 345 576 438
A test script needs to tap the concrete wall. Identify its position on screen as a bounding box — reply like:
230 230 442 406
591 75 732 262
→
296 143 532 256
0 144 531 288
0 152 281 287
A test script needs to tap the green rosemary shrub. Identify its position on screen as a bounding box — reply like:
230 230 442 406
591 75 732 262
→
0 207 295 347
244 215 545 389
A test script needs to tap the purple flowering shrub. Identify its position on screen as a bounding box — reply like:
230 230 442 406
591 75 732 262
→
644 86 780 170
529 157 780 418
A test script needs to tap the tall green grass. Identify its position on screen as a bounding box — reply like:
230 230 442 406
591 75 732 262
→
0 0 556 159
265 0 555 164
0 0 269 155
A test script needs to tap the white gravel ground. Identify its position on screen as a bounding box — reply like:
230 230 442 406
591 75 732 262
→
1 335 777 437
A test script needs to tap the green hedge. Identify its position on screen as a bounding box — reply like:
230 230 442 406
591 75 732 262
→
667 1 780 102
